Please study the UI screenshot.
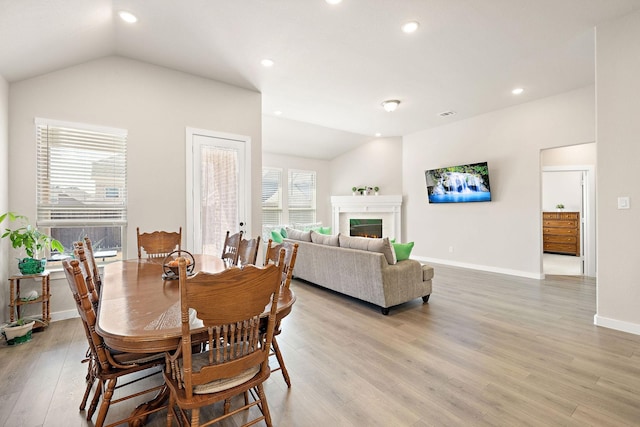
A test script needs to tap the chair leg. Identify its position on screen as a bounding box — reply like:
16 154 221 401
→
271 336 291 387
191 407 200 427
95 378 117 427
166 392 175 427
256 384 273 427
80 360 96 410
87 379 103 420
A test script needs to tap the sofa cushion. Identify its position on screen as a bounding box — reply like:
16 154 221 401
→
393 241 414 261
310 230 339 246
270 230 284 243
338 235 397 265
285 227 312 242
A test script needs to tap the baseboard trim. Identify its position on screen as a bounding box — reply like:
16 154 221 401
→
51 309 78 322
414 256 544 280
594 314 640 336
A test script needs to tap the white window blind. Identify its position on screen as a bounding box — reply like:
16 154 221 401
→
288 169 316 224
36 118 127 227
262 167 283 225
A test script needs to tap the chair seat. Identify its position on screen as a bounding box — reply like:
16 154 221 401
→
193 364 260 394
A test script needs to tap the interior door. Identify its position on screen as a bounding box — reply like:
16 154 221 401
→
186 128 251 255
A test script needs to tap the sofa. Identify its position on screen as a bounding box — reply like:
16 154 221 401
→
283 229 434 314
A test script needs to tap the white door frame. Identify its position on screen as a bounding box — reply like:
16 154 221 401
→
185 127 252 252
542 165 596 277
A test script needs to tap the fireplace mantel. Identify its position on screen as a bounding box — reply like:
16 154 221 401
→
331 195 402 240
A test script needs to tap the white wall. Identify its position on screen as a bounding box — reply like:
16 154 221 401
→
542 171 583 213
403 87 595 278
330 137 403 196
262 152 331 226
0 75 8 323
8 56 262 319
595 9 640 334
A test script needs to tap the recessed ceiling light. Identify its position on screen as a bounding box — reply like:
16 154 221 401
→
381 99 401 112
402 21 420 33
261 59 274 67
375 133 382 137
274 111 282 116
512 87 524 95
118 11 138 24
325 0 343 4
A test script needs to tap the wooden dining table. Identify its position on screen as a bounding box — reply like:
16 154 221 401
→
96 254 296 353
95 254 296 426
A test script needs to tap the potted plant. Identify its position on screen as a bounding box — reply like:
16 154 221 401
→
556 203 565 212
1 318 36 345
0 212 64 275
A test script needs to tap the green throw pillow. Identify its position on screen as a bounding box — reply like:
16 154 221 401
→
271 230 284 243
319 226 332 235
280 228 287 238
393 241 414 261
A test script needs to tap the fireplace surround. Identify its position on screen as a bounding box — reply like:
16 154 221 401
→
331 195 402 240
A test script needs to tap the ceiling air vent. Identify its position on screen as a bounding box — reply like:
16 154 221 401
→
438 110 456 117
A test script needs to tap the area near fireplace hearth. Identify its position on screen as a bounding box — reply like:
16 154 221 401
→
331 195 402 240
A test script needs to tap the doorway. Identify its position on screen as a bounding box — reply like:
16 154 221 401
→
540 143 596 277
186 128 252 255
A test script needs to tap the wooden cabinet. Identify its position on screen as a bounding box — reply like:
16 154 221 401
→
543 212 580 256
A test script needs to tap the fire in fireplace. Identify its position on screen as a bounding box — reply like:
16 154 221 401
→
350 219 382 238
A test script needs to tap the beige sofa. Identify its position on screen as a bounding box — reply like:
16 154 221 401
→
284 230 434 315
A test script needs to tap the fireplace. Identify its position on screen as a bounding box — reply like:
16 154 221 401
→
350 219 382 238
331 195 402 240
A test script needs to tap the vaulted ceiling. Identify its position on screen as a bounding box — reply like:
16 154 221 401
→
2 0 640 159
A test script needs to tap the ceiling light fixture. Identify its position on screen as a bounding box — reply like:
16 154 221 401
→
512 87 524 95
375 133 382 137
118 11 138 23
382 99 401 112
274 111 283 116
402 21 420 33
325 0 343 4
261 59 274 67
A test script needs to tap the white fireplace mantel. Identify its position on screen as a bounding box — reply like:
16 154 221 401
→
331 195 402 240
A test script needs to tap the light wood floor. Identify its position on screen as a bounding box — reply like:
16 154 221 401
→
2 264 640 426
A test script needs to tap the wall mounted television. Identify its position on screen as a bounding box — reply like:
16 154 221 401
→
425 161 492 203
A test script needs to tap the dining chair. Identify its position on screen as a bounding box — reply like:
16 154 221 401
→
263 239 299 387
237 235 261 266
62 259 166 427
163 255 285 427
220 230 243 266
71 242 101 410
83 236 103 294
136 227 182 259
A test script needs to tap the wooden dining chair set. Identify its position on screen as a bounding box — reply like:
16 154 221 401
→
62 229 297 427
221 230 262 267
65 239 166 427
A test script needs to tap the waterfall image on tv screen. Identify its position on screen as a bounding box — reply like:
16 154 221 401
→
425 161 491 203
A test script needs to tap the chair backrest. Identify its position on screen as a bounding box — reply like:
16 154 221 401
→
62 259 111 371
220 230 243 266
137 227 182 259
237 236 261 266
72 242 100 310
264 239 299 290
176 254 284 397
83 236 103 294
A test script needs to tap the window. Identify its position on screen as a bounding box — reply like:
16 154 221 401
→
288 169 316 224
262 167 283 226
36 118 127 263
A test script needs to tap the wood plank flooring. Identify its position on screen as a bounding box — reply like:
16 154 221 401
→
1 264 639 426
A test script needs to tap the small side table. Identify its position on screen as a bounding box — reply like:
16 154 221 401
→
8 271 51 329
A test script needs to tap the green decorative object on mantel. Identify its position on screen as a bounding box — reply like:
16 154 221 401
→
351 186 380 196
